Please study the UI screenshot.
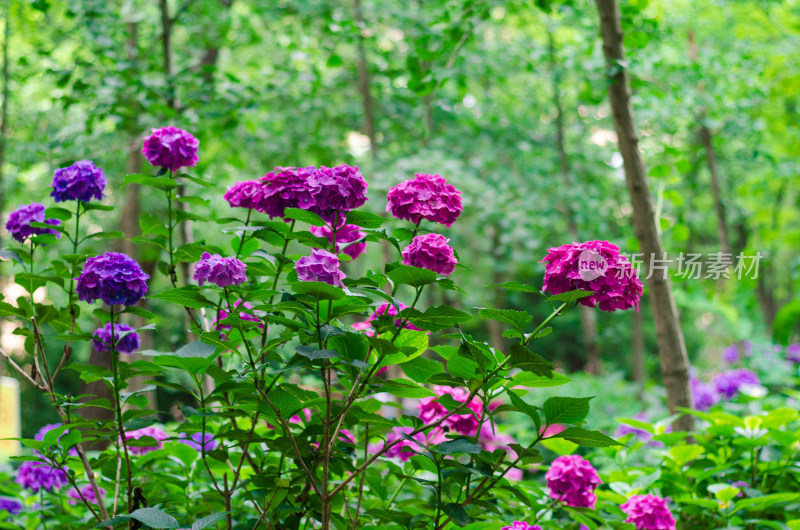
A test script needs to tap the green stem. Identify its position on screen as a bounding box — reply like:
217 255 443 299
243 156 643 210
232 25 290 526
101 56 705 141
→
109 305 133 513
166 176 177 286
524 302 567 346
235 209 253 259
67 201 81 327
260 220 296 349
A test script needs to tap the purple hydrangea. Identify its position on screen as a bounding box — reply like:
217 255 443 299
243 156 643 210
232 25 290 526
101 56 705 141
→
307 164 368 217
545 454 602 509
5 203 61 243
691 377 720 411
212 299 264 338
142 126 199 172
786 343 800 363
193 252 247 287
501 523 541 530
721 345 739 364
713 369 760 399
16 461 68 493
371 426 445 461
223 180 267 211
51 160 106 203
295 249 346 287
401 233 458 276
540 240 643 312
310 219 367 259
620 494 676 530
0 498 23 516
76 252 149 306
92 322 141 354
386 173 462 227
122 426 169 456
259 166 317 219
178 432 219 452
67 484 106 506
615 412 653 444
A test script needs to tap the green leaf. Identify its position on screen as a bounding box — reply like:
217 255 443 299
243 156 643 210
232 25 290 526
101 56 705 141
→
0 249 22 263
555 427 620 447
507 391 541 430
773 300 800 345
296 345 339 360
508 344 554 378
543 396 593 425
291 281 346 300
382 329 429 365
478 308 533 331
509 371 570 388
489 281 540 293
437 438 482 455
84 230 124 241
441 503 470 526
192 513 229 530
547 290 594 303
150 287 213 309
345 210 386 228
44 207 72 221
387 264 438 287
399 355 443 383
381 378 436 398
127 507 181 529
284 207 326 226
401 306 472 332
124 173 179 189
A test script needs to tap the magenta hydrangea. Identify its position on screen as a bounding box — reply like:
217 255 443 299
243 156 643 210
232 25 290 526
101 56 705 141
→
193 252 247 287
501 523 541 530
16 461 68 493
223 180 267 211
92 322 141 354
786 343 800 363
259 166 317 219
5 203 61 243
540 240 643 312
51 160 106 203
713 369 760 399
372 426 445 461
178 432 218 452
0 498 22 515
691 377 720 411
310 221 367 260
620 494 677 530
142 126 199 172
307 164 368 214
401 233 458 275
67 484 106 506
545 454 602 508
122 426 169 456
352 302 422 336
212 299 263 338
386 173 462 227
295 249 346 287
76 252 149 306
418 386 484 436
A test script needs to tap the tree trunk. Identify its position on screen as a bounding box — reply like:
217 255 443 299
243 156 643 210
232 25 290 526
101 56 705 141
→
595 0 694 431
547 28 601 374
353 0 377 160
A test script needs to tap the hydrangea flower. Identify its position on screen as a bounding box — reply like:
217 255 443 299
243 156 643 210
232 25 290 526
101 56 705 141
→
501 523 541 530
545 454 602 508
142 126 199 172
76 252 149 306
386 173 462 227
418 386 484 436
310 221 366 260
295 249 346 287
122 426 169 456
713 369 760 399
0 498 23 516
16 461 68 493
223 180 267 211
51 160 106 203
401 233 458 275
620 494 676 530
540 240 643 312
92 322 141 354
786 343 800 363
193 252 247 287
212 299 264 338
259 166 317 219
351 302 422 336
615 412 653 444
178 432 218 452
307 164 368 217
67 484 106 506
690 377 720 411
5 203 61 243
371 426 446 461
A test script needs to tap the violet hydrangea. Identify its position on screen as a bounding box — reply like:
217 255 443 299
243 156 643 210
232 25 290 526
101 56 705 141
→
501 523 541 530
92 322 141 354
0 498 22 516
620 494 677 530
295 249 346 287
545 454 602 508
76 252 149 306
713 368 760 399
352 302 422 335
310 221 367 260
386 173 462 227
142 126 199 172
193 252 247 287
16 461 68 493
540 240 643 312
259 166 317 219
51 160 106 203
67 484 106 506
307 164 368 217
691 376 720 411
212 300 264 338
786 343 800 363
372 426 445 461
401 233 458 275
178 432 218 452
122 426 169 456
223 180 267 211
5 203 61 243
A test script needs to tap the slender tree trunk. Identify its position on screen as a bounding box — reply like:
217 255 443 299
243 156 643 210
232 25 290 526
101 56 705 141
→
353 0 377 160
699 126 731 257
595 0 694 431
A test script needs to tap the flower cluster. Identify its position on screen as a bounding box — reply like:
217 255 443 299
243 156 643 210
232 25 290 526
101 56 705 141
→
122 426 169 456
501 523 541 530
310 219 366 260
193 252 247 287
387 173 462 227
540 240 643 312
308 164 369 217
142 126 199 172
92 322 141 354
0 498 23 516
295 249 346 287
67 484 106 506
713 369 760 399
51 160 106 203
76 252 149 306
620 494 676 530
401 233 458 276
258 166 317 218
178 432 218 452
5 203 61 243
16 461 68 493
374 426 444 461
418 386 483 436
224 180 268 211
690 376 720 411
352 302 421 335
545 455 602 509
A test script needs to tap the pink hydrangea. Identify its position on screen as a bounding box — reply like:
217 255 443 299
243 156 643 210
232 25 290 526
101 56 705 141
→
540 240 643 312
193 252 247 287
501 523 541 530
620 494 676 530
122 426 169 456
401 233 458 275
386 173 462 227
223 180 267 211
479 423 521 480
67 484 106 506
372 426 446 461
259 166 317 219
418 386 483 436
142 126 199 172
307 164 368 217
295 249 346 287
545 454 602 508
310 221 366 259
351 302 422 335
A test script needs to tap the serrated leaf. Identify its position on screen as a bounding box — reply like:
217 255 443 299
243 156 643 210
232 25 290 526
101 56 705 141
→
291 281 346 300
345 210 385 228
192 513 228 530
507 391 541 429
387 264 437 287
543 396 593 425
478 308 532 331
296 345 339 360
127 507 180 529
489 281 540 293
547 289 594 303
401 306 472 332
150 287 213 309
441 503 470 526
381 379 436 398
555 427 620 447
436 438 482 455
508 344 554 377
284 207 326 226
